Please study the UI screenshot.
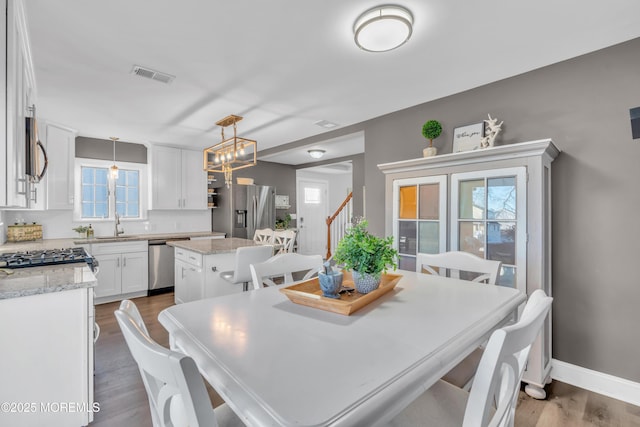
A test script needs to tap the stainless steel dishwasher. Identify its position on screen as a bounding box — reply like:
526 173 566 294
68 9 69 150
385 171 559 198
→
148 238 189 295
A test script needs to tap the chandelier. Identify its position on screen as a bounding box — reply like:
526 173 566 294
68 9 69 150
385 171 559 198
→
203 115 257 187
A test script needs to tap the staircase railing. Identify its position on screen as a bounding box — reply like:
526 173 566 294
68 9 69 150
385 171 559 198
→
326 192 353 260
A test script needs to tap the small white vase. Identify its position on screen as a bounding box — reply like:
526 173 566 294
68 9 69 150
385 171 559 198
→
423 146 438 157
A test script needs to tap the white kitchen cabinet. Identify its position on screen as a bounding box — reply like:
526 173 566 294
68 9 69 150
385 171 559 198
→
380 139 559 399
87 241 149 304
28 121 76 210
151 145 207 210
174 247 239 304
0 288 94 427
43 122 76 209
1 0 36 208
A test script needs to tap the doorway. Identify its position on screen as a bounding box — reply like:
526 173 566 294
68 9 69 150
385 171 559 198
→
296 178 329 255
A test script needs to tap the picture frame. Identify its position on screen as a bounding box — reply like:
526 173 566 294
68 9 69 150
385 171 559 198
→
452 122 485 153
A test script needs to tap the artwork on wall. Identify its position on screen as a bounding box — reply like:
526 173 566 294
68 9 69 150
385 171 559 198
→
630 107 640 139
452 122 485 152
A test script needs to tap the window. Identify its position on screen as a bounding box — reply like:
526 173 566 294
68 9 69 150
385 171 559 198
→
81 167 109 218
74 159 147 221
115 170 140 218
304 187 322 204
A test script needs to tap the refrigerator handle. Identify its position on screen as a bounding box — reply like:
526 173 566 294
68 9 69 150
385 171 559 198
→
253 196 258 229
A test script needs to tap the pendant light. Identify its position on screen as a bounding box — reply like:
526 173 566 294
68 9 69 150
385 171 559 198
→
109 137 119 179
203 115 257 188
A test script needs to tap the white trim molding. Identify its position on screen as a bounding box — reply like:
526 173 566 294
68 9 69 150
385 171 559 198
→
551 359 640 407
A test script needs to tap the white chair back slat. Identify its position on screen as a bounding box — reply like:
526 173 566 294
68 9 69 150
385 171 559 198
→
115 300 219 427
416 251 502 285
250 253 323 290
463 290 552 427
272 229 296 254
253 228 274 245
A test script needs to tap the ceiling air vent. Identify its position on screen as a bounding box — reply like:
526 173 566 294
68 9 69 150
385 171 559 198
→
131 65 175 84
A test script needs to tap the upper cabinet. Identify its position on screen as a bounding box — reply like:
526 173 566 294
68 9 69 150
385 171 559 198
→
151 146 207 210
41 122 76 210
1 0 37 208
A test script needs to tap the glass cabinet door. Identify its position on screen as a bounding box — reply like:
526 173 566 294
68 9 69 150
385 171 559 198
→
392 176 447 271
451 167 526 290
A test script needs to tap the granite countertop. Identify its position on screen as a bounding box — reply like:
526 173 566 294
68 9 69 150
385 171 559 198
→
0 232 226 252
168 237 260 255
0 263 97 300
76 231 225 244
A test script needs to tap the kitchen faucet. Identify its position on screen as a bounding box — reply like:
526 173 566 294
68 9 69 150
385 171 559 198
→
114 212 124 237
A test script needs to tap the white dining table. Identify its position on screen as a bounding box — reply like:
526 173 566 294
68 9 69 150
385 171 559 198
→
158 269 526 427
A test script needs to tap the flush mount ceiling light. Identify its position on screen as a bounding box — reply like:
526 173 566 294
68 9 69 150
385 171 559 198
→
203 115 257 188
354 5 413 52
308 149 326 159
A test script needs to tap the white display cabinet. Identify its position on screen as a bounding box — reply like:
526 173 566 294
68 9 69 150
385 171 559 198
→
379 139 560 398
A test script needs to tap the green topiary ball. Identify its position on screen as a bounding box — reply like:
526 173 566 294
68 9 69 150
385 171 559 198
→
422 120 442 141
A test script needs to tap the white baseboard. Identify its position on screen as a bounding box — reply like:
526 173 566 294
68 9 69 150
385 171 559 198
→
551 359 640 407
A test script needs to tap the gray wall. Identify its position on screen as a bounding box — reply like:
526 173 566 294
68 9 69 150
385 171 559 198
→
290 38 640 382
76 137 147 163
220 160 298 225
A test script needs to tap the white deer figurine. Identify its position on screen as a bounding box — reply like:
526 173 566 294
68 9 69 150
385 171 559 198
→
480 114 503 148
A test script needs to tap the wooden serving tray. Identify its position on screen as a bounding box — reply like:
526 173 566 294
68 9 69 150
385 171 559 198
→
279 272 402 316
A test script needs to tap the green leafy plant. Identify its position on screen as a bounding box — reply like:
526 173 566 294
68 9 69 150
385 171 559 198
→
275 213 292 230
333 219 398 277
72 226 89 234
422 120 443 147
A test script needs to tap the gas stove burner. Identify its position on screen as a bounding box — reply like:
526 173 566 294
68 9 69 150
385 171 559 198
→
0 247 96 272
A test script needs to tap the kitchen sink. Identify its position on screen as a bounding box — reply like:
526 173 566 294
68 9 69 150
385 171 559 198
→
94 235 141 240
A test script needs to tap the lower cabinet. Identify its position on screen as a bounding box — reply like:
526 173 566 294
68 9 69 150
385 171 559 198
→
87 241 149 304
174 247 242 304
0 288 94 427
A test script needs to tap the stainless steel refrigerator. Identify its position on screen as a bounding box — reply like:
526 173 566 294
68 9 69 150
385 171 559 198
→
211 184 276 239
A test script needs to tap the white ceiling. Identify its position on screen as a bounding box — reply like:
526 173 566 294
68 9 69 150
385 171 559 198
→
25 0 640 165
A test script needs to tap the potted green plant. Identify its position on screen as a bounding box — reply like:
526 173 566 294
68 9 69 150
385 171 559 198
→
333 218 398 294
72 225 89 238
275 213 292 230
422 119 442 157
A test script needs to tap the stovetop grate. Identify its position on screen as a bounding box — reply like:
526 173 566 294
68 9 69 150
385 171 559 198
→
0 247 95 270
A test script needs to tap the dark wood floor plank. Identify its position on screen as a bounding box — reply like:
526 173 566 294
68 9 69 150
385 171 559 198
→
93 293 640 426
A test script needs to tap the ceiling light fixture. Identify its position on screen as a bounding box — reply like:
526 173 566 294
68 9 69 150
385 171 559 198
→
109 137 119 179
354 5 413 52
314 120 339 129
308 149 326 159
203 115 257 188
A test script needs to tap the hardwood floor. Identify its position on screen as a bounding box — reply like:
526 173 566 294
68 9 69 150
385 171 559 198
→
93 293 640 427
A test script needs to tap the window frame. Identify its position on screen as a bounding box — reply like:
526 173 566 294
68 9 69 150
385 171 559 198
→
73 158 148 222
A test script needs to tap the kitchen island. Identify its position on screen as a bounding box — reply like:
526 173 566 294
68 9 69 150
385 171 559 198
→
168 237 261 303
0 264 97 427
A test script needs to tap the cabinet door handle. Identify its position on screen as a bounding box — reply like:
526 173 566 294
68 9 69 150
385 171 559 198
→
211 266 217 272
123 257 127 267
178 199 181 208
117 258 120 267
181 267 185 279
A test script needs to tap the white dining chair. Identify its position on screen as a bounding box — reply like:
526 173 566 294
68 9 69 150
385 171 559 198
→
272 229 296 254
115 300 245 427
250 253 323 289
253 228 274 245
219 245 274 291
388 290 552 427
417 251 502 389
416 251 502 284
